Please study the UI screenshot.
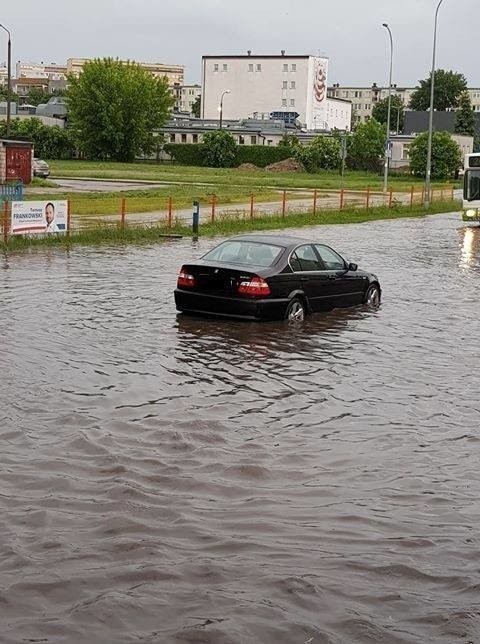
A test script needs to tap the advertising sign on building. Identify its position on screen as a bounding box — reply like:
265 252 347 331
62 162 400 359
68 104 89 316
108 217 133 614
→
11 200 68 235
306 57 329 131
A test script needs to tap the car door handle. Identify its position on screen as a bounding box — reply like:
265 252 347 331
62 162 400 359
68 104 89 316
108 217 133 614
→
327 274 336 280
300 276 309 283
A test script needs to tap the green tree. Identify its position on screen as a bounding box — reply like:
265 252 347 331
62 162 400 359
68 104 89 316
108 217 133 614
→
0 117 75 159
348 118 385 171
409 70 467 111
191 95 201 118
454 91 476 136
200 130 237 167
409 131 462 180
372 95 405 133
27 87 53 106
294 136 341 172
67 57 174 161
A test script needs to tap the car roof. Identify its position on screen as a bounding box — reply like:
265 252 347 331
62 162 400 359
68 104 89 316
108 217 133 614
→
229 233 314 248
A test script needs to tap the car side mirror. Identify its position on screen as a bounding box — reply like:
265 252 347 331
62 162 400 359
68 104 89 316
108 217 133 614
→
347 262 358 272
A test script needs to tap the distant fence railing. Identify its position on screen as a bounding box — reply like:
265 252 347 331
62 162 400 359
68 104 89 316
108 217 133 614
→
0 181 23 203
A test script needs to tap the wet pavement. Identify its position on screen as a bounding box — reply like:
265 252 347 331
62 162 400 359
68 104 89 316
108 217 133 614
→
1 212 479 643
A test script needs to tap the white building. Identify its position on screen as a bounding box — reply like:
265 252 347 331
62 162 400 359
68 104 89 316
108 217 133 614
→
201 53 351 131
16 61 68 80
174 84 201 113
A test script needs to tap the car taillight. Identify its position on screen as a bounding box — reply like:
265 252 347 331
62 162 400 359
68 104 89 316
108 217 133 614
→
177 267 196 288
237 276 271 297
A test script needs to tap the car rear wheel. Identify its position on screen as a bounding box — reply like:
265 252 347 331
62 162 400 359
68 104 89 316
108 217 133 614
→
364 284 381 308
285 297 306 322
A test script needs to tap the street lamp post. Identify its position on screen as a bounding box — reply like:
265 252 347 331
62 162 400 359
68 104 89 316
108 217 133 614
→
424 0 446 208
218 89 230 129
382 23 393 194
0 23 11 138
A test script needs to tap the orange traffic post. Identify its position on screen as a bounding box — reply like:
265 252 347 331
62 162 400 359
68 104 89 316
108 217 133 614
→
365 187 370 210
340 189 345 210
3 200 8 245
121 197 126 229
66 200 71 239
313 189 317 215
211 194 216 223
282 190 287 218
410 185 414 208
250 193 254 220
168 196 173 228
388 189 393 208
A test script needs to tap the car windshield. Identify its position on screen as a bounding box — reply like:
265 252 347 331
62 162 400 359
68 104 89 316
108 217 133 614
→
202 241 283 267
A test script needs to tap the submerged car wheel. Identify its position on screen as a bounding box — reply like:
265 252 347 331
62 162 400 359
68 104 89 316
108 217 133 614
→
364 284 381 308
285 297 306 322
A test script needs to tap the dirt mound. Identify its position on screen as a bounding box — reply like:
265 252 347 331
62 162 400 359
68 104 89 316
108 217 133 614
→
265 158 305 172
237 163 260 171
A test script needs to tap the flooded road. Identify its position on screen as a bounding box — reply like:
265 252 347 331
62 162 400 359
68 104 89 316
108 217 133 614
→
1 212 480 643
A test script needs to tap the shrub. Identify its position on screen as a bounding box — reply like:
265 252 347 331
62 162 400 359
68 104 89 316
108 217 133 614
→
200 130 238 168
235 145 291 167
294 136 341 172
409 131 462 180
164 143 204 166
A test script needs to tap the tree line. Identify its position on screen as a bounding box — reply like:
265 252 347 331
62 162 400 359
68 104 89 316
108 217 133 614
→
1 58 477 178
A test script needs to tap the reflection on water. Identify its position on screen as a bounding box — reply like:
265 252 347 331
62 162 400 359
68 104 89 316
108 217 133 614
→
459 225 480 271
1 213 480 644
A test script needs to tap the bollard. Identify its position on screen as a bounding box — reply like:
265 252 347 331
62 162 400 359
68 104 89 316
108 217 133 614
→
3 200 8 245
120 197 126 229
410 186 414 208
388 189 393 208
67 200 71 239
340 189 345 210
168 196 173 228
313 189 317 215
211 194 216 223
192 200 200 237
250 193 254 220
282 190 286 218
365 187 370 210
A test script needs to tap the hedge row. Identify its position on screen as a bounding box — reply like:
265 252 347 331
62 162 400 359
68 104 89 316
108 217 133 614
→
163 143 292 168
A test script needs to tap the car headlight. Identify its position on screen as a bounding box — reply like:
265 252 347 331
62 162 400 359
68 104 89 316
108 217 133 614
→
465 209 477 218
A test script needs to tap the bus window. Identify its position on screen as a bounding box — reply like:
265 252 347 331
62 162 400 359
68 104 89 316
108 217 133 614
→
465 170 480 201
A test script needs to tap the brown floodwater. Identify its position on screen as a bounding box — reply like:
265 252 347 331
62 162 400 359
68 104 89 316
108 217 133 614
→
1 212 480 644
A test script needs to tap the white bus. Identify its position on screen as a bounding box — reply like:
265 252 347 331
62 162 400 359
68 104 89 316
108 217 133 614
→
463 153 480 223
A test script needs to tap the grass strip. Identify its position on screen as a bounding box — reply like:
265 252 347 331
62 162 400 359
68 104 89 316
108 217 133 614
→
1 200 460 252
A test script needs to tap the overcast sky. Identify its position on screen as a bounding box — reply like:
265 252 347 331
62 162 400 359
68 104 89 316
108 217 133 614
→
1 0 478 87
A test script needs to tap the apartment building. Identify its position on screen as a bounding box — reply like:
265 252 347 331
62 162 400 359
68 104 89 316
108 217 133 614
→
174 84 201 113
16 61 68 80
0 65 7 84
201 53 351 131
66 58 184 87
328 83 480 125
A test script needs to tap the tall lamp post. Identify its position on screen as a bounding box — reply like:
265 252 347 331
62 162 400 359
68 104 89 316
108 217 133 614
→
424 0 446 208
382 23 393 194
218 89 230 129
0 23 11 137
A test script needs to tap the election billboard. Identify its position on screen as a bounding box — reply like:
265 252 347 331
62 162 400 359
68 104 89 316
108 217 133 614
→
11 201 68 235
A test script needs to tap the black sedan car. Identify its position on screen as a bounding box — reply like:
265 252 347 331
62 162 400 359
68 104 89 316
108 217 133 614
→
174 234 381 321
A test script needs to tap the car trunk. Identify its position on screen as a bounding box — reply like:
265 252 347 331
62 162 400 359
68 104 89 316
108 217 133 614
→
182 264 263 296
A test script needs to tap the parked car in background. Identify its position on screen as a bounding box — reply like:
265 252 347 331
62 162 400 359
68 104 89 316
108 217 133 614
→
33 158 50 179
174 234 381 321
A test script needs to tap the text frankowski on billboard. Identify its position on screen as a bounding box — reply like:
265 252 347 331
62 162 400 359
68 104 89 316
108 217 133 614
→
11 200 68 235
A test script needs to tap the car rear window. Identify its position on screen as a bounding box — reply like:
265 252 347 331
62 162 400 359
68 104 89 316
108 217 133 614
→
202 241 283 267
